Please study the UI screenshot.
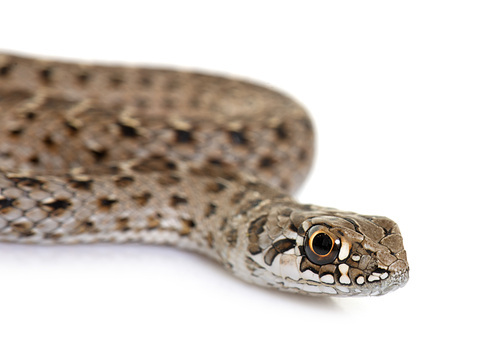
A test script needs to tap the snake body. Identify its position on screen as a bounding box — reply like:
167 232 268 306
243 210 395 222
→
0 53 408 296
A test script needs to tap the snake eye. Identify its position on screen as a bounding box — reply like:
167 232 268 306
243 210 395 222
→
304 225 341 265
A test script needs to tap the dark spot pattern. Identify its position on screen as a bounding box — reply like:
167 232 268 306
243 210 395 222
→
205 203 217 217
175 129 192 143
117 217 130 231
180 219 196 236
41 198 72 211
40 68 53 83
90 147 108 162
73 220 97 235
230 191 245 205
132 192 152 207
0 197 16 210
76 72 90 85
229 130 247 145
147 214 161 230
114 175 135 188
259 156 275 168
7 176 45 188
42 135 55 147
219 217 228 231
275 123 288 140
157 174 180 186
263 238 296 266
29 155 40 165
109 75 124 88
0 64 13 76
132 156 174 172
25 111 36 120
206 232 214 248
206 181 226 193
140 76 152 87
170 195 187 207
227 228 238 246
118 122 140 138
165 161 177 170
9 128 24 136
68 178 93 191
240 198 262 213
273 238 296 253
248 214 267 255
11 221 35 237
298 149 308 161
98 197 118 210
300 256 321 274
208 158 224 166
64 119 81 133
264 248 279 266
319 264 337 279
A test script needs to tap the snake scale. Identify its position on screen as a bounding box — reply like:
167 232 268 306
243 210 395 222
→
0 53 408 296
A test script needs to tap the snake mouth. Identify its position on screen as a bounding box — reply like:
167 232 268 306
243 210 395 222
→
286 266 409 297
370 268 409 296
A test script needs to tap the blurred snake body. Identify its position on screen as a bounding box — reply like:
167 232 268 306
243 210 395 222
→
0 53 409 296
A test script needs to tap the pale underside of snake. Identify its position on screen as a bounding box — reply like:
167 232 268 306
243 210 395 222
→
0 53 409 296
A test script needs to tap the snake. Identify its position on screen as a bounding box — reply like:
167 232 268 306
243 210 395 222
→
0 52 409 296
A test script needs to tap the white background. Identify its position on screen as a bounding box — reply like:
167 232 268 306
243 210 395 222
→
1 1 499 361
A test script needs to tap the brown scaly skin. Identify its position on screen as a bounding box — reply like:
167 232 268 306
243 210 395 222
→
0 53 408 296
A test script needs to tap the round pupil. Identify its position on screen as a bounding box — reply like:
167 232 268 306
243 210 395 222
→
312 233 332 255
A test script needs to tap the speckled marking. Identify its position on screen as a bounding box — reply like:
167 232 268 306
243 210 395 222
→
0 53 409 296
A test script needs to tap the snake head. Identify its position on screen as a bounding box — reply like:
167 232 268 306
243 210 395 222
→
244 204 409 296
